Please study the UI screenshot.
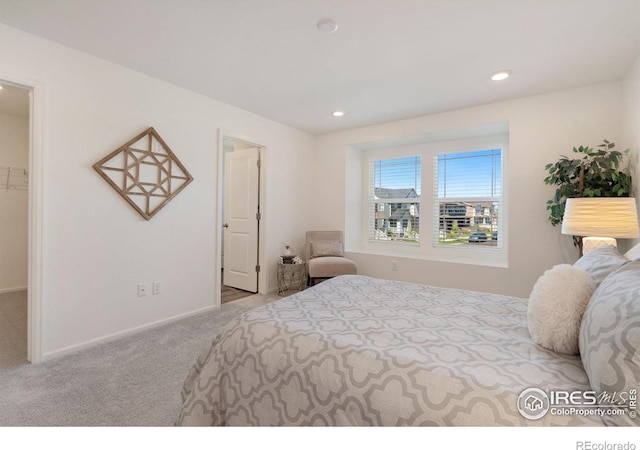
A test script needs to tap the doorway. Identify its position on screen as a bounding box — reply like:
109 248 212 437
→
219 136 263 304
0 73 44 364
0 82 30 367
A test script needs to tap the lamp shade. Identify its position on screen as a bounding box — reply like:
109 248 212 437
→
561 197 640 238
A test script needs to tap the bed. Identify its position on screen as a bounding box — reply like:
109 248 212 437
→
176 255 640 426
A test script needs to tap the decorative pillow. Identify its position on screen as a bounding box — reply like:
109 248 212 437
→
310 240 343 259
527 264 596 355
579 260 640 426
624 242 640 261
573 245 628 285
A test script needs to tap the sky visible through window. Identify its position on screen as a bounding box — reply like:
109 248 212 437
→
438 149 501 198
374 156 421 195
374 150 501 198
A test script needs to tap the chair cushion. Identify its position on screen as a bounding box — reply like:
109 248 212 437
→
308 257 357 278
310 240 344 258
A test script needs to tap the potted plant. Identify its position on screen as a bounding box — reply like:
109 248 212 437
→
544 139 632 246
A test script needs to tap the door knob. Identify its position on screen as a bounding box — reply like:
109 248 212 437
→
223 223 229 228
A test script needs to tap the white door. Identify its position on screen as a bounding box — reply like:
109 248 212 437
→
223 147 260 292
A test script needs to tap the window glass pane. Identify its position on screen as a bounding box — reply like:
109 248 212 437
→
435 149 501 248
370 156 421 243
374 156 421 194
437 149 501 198
436 201 500 247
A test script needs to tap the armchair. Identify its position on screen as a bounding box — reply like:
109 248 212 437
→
306 231 357 286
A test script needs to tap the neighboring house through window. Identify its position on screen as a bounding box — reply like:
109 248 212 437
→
370 156 421 243
358 130 508 267
435 148 501 247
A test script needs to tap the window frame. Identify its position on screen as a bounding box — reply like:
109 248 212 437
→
361 135 508 268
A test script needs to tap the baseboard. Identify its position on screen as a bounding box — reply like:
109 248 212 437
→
0 285 27 295
42 304 220 361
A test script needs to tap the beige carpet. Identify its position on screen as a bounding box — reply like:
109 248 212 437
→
0 290 28 368
0 292 280 426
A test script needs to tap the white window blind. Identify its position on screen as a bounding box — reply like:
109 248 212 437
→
434 149 502 248
369 156 421 242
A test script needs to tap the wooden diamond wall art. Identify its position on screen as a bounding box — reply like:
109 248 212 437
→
93 127 193 220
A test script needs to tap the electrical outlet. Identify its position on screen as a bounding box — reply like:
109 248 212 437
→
137 283 148 297
152 281 161 295
392 261 398 271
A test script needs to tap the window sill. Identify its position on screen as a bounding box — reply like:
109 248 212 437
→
347 244 508 269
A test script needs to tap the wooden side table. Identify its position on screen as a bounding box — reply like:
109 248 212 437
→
277 262 306 295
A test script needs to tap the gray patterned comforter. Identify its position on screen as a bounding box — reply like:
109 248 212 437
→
177 275 602 426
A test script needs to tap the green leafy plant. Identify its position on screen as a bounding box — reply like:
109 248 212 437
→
544 139 632 230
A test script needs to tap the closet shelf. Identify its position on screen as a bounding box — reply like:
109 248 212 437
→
0 166 28 191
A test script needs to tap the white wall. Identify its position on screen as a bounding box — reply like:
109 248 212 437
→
622 54 640 251
1 20 634 358
312 82 623 298
0 24 315 359
0 111 28 292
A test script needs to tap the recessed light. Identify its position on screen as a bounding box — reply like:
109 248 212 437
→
317 18 339 33
332 111 345 117
0 85 3 90
491 70 512 81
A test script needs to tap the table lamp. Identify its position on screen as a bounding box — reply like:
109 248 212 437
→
561 197 640 254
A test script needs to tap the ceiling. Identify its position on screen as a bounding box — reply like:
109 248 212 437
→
0 0 639 135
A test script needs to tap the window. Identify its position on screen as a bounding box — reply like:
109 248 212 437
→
369 156 421 243
435 149 501 248
361 134 506 266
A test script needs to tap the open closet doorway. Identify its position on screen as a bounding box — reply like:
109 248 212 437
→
0 82 30 367
220 136 263 304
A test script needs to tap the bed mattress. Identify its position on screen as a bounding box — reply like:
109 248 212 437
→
177 275 602 426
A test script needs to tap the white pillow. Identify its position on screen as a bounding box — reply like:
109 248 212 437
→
579 260 640 426
573 245 628 284
527 264 596 355
624 242 640 261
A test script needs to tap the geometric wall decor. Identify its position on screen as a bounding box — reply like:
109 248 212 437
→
92 127 193 220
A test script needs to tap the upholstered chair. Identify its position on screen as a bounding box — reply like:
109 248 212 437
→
306 231 357 286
